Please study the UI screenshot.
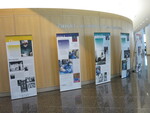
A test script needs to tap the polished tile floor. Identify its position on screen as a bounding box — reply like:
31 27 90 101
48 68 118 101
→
1 56 150 113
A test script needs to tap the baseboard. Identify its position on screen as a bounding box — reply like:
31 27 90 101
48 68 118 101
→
111 73 120 79
37 86 59 93
0 92 10 97
81 80 95 85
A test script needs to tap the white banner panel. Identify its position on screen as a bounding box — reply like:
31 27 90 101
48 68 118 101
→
121 33 130 78
94 32 111 85
135 31 145 72
6 36 37 99
56 33 81 91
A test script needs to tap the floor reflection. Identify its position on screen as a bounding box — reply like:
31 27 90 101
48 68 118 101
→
60 89 82 113
12 96 37 113
1 56 150 113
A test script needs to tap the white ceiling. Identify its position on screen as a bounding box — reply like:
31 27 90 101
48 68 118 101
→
1 0 149 31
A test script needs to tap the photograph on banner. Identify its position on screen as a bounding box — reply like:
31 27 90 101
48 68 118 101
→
124 50 130 58
69 49 79 59
9 61 24 72
6 36 37 99
20 40 33 57
59 59 73 74
94 32 111 85
121 33 130 78
96 65 109 83
95 50 106 65
56 33 81 91
73 73 80 83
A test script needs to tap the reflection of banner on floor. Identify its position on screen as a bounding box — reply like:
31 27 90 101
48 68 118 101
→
94 32 111 85
5 35 37 99
56 33 81 91
121 33 130 78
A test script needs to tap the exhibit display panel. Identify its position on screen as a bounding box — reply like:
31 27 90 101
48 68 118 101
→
121 33 130 78
135 31 145 72
56 33 81 91
5 35 37 99
0 9 133 95
94 32 111 85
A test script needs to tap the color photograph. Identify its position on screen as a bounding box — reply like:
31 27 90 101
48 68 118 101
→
96 65 101 76
72 35 77 42
59 59 73 74
69 49 79 59
20 40 33 57
73 73 80 83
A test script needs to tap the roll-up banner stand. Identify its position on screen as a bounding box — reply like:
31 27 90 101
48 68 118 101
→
56 33 81 91
94 32 111 85
135 31 145 72
5 36 37 99
121 33 130 78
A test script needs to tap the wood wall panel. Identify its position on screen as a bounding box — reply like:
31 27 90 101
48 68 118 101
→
0 8 133 93
83 16 100 81
112 18 122 75
0 16 15 92
39 15 63 87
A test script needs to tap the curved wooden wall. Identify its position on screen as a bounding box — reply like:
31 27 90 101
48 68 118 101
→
0 8 133 93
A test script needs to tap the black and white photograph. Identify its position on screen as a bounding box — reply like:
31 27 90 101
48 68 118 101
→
95 51 106 65
98 73 103 83
105 35 110 40
24 66 29 71
104 47 108 54
122 60 127 70
17 79 28 92
104 72 107 81
124 50 130 58
9 61 24 72
10 74 15 79
20 40 33 57
17 77 36 93
26 77 36 89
